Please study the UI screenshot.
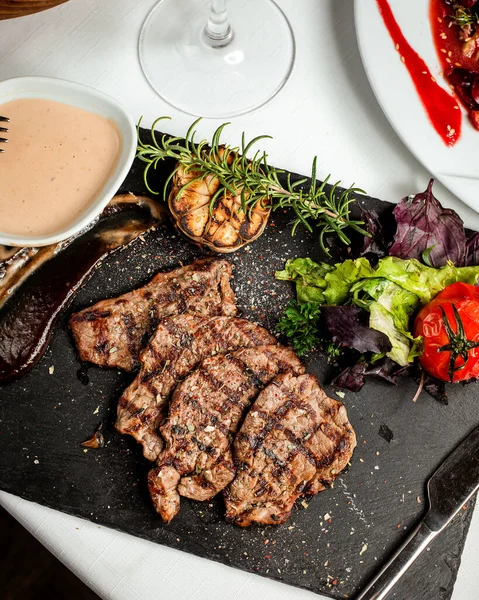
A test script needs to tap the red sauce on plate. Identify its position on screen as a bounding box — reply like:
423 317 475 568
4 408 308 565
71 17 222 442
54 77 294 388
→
376 0 462 146
430 0 478 71
430 0 479 131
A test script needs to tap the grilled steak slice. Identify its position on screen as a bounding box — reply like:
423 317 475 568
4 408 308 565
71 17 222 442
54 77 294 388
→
69 258 236 372
116 315 276 461
224 373 356 527
148 346 304 522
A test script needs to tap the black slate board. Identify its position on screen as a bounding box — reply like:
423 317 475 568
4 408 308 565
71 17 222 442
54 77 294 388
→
0 129 477 600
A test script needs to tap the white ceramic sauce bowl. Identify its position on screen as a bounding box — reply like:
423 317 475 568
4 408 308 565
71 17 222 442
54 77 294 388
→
0 76 137 247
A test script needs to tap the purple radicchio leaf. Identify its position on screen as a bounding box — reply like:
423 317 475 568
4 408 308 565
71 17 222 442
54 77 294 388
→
332 362 367 392
320 306 392 355
359 208 388 259
332 358 409 393
465 232 479 266
389 179 467 267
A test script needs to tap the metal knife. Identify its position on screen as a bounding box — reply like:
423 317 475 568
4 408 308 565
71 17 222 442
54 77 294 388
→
356 423 479 600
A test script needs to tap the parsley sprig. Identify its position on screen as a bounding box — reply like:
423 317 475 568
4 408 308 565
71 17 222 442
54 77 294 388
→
276 300 342 358
276 300 322 356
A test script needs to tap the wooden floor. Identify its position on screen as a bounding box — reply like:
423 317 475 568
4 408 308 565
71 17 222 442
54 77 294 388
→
1 507 100 600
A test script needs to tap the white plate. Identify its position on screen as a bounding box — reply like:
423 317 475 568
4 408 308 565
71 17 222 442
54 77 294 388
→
0 76 137 247
355 0 479 211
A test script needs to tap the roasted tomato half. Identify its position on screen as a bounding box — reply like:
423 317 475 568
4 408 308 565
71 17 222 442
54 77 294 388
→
414 282 479 382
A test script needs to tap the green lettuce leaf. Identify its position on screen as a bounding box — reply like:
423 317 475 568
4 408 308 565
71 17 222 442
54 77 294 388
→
368 303 413 366
322 258 375 305
351 278 419 334
275 258 332 304
371 257 479 303
352 278 422 366
277 256 479 307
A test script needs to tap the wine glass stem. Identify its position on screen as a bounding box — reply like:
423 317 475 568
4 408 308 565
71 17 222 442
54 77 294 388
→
203 0 234 48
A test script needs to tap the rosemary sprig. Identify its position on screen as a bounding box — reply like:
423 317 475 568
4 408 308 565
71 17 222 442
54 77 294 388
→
136 117 367 254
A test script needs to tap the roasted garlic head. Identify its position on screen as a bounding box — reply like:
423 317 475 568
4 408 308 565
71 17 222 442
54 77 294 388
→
168 156 271 253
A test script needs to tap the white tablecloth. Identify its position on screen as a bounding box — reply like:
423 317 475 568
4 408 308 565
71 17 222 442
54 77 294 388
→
0 1 478 599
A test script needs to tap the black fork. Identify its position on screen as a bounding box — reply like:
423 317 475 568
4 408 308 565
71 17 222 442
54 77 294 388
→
0 116 9 151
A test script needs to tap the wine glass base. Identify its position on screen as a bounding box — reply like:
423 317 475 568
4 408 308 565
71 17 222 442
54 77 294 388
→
139 0 295 118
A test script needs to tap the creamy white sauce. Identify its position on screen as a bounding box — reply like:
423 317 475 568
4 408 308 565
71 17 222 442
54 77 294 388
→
0 98 122 236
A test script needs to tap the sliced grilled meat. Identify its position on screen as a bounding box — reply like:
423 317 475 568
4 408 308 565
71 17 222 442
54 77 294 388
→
69 258 236 372
116 315 276 461
224 373 356 527
148 346 304 522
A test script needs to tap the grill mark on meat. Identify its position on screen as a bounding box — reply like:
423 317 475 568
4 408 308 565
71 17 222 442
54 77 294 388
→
159 317 181 336
262 447 288 470
140 348 180 384
175 296 188 314
115 316 276 461
171 424 186 435
267 383 347 469
121 312 139 359
94 341 108 356
179 332 194 348
237 321 274 347
69 258 237 372
172 393 231 438
130 408 155 427
69 308 112 323
199 325 226 353
235 402 320 478
237 380 319 464
148 346 304 522
94 318 109 357
262 347 301 377
186 398 230 437
146 289 192 310
197 261 216 272
223 353 266 390
185 281 206 298
195 363 249 411
224 373 356 527
240 418 335 474
190 436 216 457
130 407 145 418
273 423 318 468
